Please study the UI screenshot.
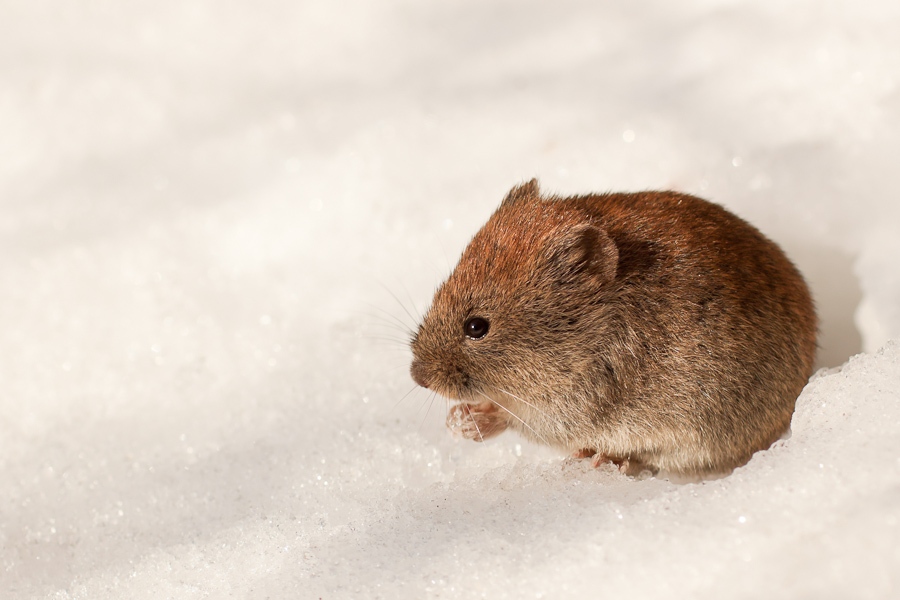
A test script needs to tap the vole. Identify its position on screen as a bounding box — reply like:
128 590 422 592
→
409 179 817 477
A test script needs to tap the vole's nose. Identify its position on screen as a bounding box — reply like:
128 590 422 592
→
410 360 430 388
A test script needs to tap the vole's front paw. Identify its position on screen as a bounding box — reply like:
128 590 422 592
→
446 402 508 442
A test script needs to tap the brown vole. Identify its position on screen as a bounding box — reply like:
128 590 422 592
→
409 180 817 477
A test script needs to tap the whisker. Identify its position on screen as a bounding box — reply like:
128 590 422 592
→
359 304 415 337
393 383 420 411
377 282 420 333
496 387 565 431
414 389 432 418
466 397 486 443
397 279 424 323
364 325 412 342
420 390 437 432
360 334 413 346
496 387 536 410
436 234 453 274
475 390 549 445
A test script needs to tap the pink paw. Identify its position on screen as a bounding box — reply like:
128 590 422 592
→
446 402 509 442
572 449 656 477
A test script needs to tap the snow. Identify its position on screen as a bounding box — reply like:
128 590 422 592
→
2 0 899 598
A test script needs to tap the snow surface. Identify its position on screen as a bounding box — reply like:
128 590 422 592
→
2 0 900 598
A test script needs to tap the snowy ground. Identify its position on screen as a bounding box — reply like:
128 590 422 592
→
2 0 900 598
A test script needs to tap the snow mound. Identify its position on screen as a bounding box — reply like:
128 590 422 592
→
2 1 899 598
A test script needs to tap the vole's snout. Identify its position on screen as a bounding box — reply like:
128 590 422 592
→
410 360 430 389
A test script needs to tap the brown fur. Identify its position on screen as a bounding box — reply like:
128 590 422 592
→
409 180 817 476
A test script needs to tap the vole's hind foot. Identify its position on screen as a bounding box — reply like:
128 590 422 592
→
584 452 658 478
446 402 509 442
571 448 596 459
618 458 658 479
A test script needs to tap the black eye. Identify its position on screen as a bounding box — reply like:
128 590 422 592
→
464 317 490 340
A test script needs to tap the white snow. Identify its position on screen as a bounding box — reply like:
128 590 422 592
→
2 0 899 598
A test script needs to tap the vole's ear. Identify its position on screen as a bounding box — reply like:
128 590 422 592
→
549 224 618 284
501 178 540 207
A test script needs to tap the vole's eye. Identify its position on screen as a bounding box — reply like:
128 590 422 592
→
464 317 490 340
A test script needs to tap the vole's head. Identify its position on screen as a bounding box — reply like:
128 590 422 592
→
409 180 619 404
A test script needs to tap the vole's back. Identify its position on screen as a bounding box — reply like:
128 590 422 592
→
572 191 816 473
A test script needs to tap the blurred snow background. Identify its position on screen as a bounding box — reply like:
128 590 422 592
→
2 0 899 598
